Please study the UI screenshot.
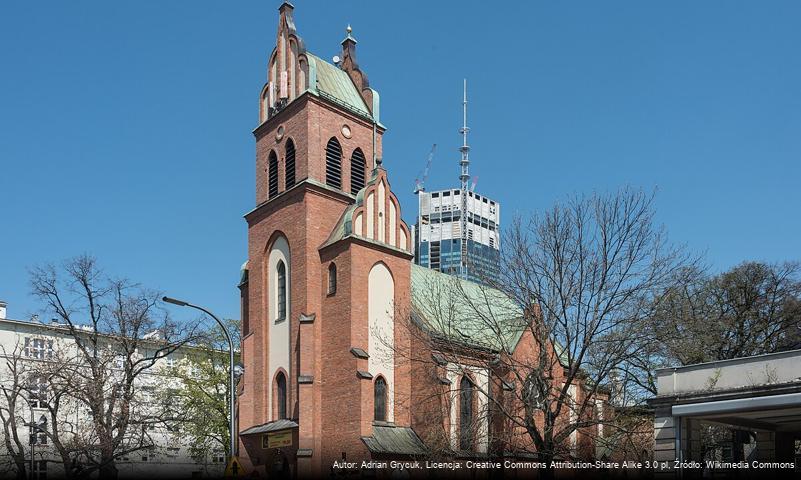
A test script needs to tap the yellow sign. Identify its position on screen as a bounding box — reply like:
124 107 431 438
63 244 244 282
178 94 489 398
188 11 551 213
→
224 456 244 477
263 429 293 449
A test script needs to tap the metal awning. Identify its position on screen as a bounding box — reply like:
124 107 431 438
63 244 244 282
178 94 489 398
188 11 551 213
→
672 392 801 417
240 419 298 435
361 425 428 456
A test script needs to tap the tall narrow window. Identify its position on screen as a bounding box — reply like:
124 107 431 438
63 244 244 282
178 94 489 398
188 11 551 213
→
327 263 337 295
29 415 47 446
32 460 47 480
276 260 287 322
325 137 342 189
285 139 296 189
268 150 279 198
350 147 366 194
276 371 287 420
28 376 47 409
374 376 387 421
459 376 474 451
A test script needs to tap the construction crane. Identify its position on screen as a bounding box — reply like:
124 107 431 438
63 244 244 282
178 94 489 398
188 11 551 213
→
470 175 479 192
413 144 437 194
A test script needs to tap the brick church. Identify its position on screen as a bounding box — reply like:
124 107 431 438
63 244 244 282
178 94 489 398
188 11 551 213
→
237 3 608 477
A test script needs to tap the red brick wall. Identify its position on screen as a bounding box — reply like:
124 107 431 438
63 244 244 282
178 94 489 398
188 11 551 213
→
254 95 383 206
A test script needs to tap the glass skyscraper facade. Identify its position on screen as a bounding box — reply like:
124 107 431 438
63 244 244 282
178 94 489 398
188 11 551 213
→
413 188 500 285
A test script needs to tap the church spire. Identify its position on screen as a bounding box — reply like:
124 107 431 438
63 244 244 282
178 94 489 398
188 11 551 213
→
342 24 357 46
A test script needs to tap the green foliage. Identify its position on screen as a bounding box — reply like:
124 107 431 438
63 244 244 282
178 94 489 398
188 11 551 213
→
162 318 240 466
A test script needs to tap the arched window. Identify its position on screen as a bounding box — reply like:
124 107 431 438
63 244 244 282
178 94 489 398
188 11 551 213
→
285 139 296 189
276 260 287 322
325 137 342 189
459 376 474 451
268 150 279 199
374 376 387 421
276 371 287 420
327 263 337 295
350 148 366 195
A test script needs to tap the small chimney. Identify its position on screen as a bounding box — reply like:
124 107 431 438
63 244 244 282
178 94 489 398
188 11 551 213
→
0 301 6 319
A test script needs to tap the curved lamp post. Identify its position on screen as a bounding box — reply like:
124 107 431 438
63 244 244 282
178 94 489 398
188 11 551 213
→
162 296 237 458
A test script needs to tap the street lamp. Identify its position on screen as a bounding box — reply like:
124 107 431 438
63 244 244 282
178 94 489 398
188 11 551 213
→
162 296 237 459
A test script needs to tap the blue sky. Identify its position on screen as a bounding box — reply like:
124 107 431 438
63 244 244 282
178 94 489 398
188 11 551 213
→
1 1 799 322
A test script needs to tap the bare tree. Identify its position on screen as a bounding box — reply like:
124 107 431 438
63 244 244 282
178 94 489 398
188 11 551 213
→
397 188 692 476
27 254 198 479
0 343 33 480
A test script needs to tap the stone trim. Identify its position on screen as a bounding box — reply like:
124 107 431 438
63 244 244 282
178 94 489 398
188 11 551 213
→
350 347 369 359
299 313 316 324
298 375 314 384
356 370 373 380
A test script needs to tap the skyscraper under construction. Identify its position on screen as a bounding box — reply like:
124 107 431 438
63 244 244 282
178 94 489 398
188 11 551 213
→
414 82 501 285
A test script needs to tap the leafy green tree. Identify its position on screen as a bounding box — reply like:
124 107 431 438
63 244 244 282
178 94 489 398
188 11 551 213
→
166 319 240 469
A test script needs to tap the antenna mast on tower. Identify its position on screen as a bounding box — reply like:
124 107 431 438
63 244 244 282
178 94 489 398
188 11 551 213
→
459 79 470 279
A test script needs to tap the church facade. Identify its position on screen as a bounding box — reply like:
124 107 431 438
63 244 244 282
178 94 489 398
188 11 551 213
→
237 4 609 477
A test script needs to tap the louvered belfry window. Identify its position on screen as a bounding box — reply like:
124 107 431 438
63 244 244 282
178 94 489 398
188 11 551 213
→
325 137 342 189
268 150 279 198
350 148 366 194
285 139 296 189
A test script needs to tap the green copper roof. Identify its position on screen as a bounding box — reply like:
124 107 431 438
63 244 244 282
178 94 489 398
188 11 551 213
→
306 53 372 119
410 264 527 353
361 425 428 456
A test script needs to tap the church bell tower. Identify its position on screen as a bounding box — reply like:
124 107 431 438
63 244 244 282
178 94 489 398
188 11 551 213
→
238 3 414 476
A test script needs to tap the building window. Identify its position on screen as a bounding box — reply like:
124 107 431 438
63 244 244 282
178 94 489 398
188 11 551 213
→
29 415 47 446
276 260 287 322
166 447 180 458
459 376 474 451
374 376 387 422
32 460 47 480
212 451 226 464
325 137 342 189
28 376 47 409
276 371 287 420
268 150 279 199
350 147 366 194
24 338 53 360
327 263 337 295
165 356 176 369
285 139 296 189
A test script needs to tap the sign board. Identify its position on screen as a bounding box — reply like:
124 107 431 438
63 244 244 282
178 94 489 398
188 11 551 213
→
224 456 244 478
263 429 293 449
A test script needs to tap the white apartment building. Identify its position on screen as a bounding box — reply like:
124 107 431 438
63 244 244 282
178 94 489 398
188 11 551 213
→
0 302 227 479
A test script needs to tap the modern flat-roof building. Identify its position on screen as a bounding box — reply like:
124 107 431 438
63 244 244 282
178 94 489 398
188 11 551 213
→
649 349 801 475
